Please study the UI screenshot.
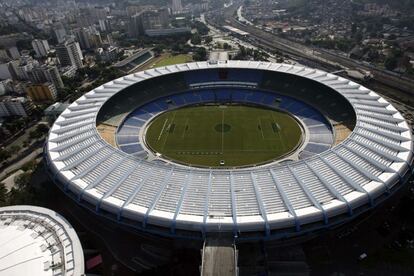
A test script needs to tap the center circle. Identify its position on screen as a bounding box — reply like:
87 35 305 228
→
215 123 231 133
144 104 304 168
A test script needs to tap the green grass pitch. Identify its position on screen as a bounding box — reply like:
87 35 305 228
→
145 104 303 167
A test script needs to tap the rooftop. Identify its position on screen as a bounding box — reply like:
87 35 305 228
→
0 205 85 276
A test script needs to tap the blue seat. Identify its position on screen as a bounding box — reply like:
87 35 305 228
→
117 135 139 145
182 93 200 104
299 150 315 159
154 100 169 110
297 107 318 118
303 117 324 127
119 143 143 154
200 90 215 101
132 109 152 121
246 92 265 103
285 101 308 114
262 94 276 106
118 126 139 136
216 89 232 101
309 133 333 144
142 103 162 114
232 90 248 101
125 117 144 127
303 142 330 154
170 95 185 106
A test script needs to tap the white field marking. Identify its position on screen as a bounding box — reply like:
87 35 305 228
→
221 109 225 154
258 118 265 140
157 118 169 141
181 118 189 138
271 113 287 151
161 111 177 151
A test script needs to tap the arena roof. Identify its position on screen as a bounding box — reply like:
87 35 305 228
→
0 205 84 276
45 61 414 239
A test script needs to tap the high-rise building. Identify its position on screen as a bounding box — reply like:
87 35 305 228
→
73 28 91 50
0 96 34 117
54 27 67 44
88 31 103 48
128 9 170 38
14 55 39 81
0 49 9 60
44 66 64 89
26 82 58 102
56 39 84 69
7 60 19 80
172 0 183 14
7 46 20 60
128 12 145 38
30 65 64 89
31 39 50 57
99 19 108 32
142 8 169 29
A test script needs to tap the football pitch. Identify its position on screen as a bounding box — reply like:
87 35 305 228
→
145 104 303 167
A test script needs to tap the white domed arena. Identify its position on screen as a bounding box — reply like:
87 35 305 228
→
44 61 414 240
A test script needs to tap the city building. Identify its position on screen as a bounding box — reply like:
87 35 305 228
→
141 8 169 30
26 82 58 102
88 31 103 48
6 60 19 80
96 46 118 63
0 205 85 275
128 12 145 38
7 46 20 60
0 82 6 96
56 39 84 69
145 27 191 37
128 8 170 38
0 62 12 80
31 39 50 58
73 28 91 50
54 26 67 44
0 96 33 117
0 49 10 60
99 19 111 32
6 55 40 81
0 79 14 95
60 65 77 78
30 65 64 89
172 0 183 14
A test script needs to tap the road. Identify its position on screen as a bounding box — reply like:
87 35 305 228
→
210 2 414 95
0 147 43 181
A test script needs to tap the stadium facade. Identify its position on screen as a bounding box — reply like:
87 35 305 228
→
45 61 414 240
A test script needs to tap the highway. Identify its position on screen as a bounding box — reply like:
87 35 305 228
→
207 2 414 96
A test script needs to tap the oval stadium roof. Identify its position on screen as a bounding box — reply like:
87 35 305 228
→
45 61 414 239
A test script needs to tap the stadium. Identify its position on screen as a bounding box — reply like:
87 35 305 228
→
44 60 414 240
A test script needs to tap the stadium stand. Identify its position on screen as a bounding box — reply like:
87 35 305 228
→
115 87 334 157
45 62 413 241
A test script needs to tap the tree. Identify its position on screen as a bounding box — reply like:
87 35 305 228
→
153 45 165 56
223 43 231 50
193 47 207 61
21 160 37 172
191 34 202 45
15 172 32 189
0 149 11 162
0 183 7 207
9 145 20 155
204 36 213 44
385 56 398 71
